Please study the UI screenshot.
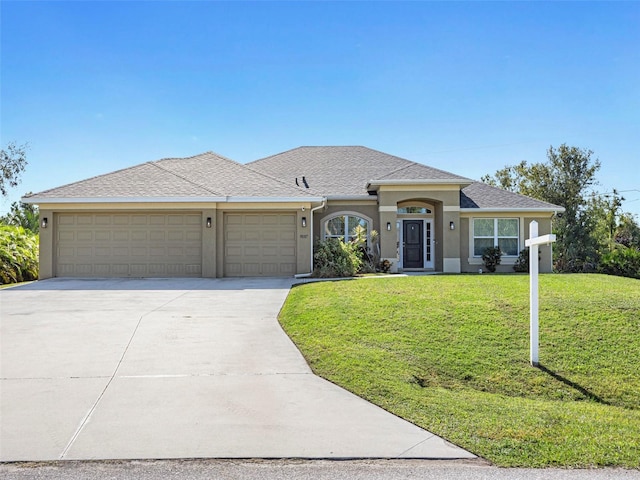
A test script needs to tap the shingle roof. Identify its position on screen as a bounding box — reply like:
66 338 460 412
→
26 152 319 201
25 146 564 211
249 146 470 195
461 182 562 210
376 161 472 182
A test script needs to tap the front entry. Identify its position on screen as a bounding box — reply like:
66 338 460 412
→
403 220 424 268
401 219 434 269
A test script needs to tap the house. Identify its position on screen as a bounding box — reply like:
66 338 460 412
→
24 146 563 278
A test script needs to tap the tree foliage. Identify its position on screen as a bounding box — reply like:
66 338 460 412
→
482 144 602 272
1 142 29 197
1 196 39 233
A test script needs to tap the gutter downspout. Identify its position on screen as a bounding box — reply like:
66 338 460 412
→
294 199 326 278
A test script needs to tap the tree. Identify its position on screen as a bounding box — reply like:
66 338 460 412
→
0 196 39 234
482 144 601 272
586 190 625 252
1 142 29 197
615 213 640 249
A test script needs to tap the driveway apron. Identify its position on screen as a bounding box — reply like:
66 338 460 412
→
0 278 475 461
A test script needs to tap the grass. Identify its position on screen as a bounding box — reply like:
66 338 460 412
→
279 274 640 468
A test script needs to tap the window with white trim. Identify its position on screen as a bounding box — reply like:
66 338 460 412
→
324 214 370 243
473 218 519 256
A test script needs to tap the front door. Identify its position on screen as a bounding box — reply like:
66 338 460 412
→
403 220 424 268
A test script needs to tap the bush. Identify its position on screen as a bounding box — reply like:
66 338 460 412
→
313 238 363 277
0 224 39 284
482 246 502 273
599 245 640 279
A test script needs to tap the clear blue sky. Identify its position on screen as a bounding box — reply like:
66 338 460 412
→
2 1 639 216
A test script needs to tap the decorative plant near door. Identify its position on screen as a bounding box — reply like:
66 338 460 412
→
482 246 502 273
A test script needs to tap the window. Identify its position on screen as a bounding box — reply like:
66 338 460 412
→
397 206 431 214
473 218 519 256
324 214 370 243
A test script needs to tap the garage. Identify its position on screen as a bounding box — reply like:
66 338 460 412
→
224 213 297 277
55 212 202 277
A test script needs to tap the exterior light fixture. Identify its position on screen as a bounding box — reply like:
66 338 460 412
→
449 221 455 230
41 217 48 229
206 217 212 228
301 217 307 228
386 222 392 231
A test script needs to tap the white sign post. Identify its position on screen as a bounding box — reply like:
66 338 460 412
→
524 221 556 366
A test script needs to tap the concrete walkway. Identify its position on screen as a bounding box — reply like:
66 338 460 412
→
0 278 475 461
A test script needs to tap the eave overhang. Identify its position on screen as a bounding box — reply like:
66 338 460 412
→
460 207 565 214
22 195 326 205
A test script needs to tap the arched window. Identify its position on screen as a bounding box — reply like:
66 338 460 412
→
323 213 371 243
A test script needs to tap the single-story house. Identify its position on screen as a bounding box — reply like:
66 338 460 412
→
24 146 563 278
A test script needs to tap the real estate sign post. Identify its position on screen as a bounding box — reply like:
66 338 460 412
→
525 220 556 366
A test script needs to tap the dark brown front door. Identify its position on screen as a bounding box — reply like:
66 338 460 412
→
403 220 424 268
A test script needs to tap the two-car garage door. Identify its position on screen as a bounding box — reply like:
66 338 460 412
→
55 213 202 277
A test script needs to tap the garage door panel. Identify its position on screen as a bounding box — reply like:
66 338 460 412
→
224 212 296 277
55 213 202 278
280 231 296 242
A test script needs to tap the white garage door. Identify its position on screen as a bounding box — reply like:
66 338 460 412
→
224 213 297 277
55 212 202 277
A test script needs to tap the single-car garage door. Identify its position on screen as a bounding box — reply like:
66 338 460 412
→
224 213 296 277
55 212 202 277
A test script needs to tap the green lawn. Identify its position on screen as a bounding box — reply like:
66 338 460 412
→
279 274 640 468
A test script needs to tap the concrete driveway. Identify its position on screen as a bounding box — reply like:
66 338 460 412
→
0 278 475 461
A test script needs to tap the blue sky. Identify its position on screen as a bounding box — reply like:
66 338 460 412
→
2 1 639 216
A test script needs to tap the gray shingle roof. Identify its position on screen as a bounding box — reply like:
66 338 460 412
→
249 146 470 195
25 146 564 211
461 182 562 210
26 152 319 200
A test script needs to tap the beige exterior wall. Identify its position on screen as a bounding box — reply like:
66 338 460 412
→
38 209 54 279
460 212 555 273
34 198 555 278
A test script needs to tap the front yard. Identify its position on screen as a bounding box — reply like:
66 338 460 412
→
279 274 640 468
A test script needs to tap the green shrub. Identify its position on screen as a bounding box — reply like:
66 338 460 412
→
513 248 530 272
482 246 502 273
313 238 362 277
599 245 640 279
0 224 39 284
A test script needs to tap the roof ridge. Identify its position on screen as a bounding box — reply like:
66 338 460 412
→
151 153 225 196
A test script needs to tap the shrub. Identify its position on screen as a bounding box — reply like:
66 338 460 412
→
378 259 392 273
513 247 542 273
599 245 640 279
0 224 39 284
513 248 530 272
313 238 363 277
482 246 502 273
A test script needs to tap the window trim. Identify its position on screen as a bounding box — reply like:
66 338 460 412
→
472 217 520 257
322 211 373 244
